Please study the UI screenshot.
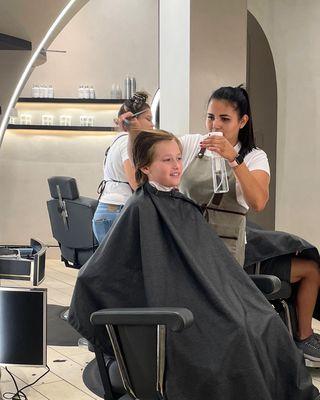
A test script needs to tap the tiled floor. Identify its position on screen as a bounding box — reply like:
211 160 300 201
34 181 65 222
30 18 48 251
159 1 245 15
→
1 259 320 399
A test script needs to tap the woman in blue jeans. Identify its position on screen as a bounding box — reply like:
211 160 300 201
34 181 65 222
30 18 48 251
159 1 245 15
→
92 92 154 244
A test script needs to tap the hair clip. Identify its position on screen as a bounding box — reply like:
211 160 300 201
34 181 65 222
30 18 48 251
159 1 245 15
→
130 93 148 112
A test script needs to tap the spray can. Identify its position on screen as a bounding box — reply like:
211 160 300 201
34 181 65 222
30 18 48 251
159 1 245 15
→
124 76 131 99
130 76 136 97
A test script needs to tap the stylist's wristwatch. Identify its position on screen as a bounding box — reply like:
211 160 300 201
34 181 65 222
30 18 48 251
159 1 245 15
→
228 154 244 168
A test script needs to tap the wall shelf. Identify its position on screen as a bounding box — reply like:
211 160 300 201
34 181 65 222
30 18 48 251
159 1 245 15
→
0 33 32 51
9 99 122 134
18 98 125 104
7 124 116 135
7 124 115 131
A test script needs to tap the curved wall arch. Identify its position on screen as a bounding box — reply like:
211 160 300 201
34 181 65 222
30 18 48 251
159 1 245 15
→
246 10 277 229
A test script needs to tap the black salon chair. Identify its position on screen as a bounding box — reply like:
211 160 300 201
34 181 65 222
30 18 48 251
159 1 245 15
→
83 275 280 400
245 221 298 339
247 261 298 339
89 308 193 400
249 273 298 336
47 176 98 269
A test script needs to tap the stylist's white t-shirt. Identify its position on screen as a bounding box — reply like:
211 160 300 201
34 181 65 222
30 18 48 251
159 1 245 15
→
100 133 132 205
179 133 270 210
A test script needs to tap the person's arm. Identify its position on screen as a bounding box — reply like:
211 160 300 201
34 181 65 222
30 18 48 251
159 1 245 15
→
123 159 138 190
117 112 141 164
231 165 269 212
201 135 269 211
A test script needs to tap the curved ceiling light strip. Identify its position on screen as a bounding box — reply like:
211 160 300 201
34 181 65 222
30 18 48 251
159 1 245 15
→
0 0 78 147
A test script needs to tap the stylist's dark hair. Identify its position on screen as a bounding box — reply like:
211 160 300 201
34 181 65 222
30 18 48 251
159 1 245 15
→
208 85 256 157
132 129 182 186
118 91 150 117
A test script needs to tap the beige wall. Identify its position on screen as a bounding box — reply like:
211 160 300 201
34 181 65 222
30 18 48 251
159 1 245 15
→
189 0 247 133
0 131 113 256
0 50 31 122
21 0 159 99
160 0 246 135
248 0 320 248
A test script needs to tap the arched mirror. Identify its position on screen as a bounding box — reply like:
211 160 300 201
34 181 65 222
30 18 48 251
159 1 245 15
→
0 0 159 248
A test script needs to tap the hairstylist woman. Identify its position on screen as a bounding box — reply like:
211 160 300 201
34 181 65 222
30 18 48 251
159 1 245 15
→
92 92 154 244
181 86 320 361
180 86 270 265
121 86 269 265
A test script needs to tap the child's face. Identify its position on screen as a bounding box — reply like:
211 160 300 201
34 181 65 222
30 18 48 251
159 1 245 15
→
142 140 182 187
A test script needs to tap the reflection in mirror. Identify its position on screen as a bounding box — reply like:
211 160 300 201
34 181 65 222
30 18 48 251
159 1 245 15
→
0 0 159 250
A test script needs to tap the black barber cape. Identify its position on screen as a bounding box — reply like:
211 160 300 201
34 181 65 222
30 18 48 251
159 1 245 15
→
245 221 320 321
69 183 318 400
245 220 320 268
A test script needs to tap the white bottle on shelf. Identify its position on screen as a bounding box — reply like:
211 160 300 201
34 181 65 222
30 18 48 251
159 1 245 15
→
32 84 39 98
89 86 95 99
84 85 90 99
35 84 40 98
43 85 48 98
48 85 54 98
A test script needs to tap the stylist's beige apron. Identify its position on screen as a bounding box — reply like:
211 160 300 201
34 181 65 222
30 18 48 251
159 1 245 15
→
180 153 247 266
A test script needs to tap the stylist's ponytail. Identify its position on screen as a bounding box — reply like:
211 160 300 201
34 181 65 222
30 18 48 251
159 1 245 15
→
237 86 255 157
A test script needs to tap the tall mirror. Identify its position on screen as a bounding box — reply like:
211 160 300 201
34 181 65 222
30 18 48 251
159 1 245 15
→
0 0 158 252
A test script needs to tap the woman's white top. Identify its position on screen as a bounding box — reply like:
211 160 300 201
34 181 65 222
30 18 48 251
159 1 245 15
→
100 133 132 205
179 133 270 210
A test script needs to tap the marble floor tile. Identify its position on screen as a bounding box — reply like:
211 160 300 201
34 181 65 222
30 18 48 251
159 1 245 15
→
0 367 49 399
32 379 98 400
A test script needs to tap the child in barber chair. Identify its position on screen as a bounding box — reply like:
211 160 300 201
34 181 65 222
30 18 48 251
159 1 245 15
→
69 129 318 400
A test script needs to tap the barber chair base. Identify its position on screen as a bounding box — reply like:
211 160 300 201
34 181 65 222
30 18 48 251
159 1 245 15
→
83 357 125 399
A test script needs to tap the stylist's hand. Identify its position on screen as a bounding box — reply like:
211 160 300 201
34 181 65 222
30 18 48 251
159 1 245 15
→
116 112 141 135
200 135 238 162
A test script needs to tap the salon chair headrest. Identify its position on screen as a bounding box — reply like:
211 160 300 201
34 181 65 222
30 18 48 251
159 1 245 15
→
48 176 79 200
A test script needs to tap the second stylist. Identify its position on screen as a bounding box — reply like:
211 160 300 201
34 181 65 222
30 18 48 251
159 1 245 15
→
92 92 154 244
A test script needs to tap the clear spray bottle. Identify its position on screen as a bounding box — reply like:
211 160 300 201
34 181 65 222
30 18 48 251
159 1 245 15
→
210 132 229 193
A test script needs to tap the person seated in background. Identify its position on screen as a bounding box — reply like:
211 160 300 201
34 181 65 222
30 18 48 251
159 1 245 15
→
69 129 319 400
92 91 153 244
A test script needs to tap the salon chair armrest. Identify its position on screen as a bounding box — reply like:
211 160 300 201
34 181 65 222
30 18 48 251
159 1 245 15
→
91 307 194 332
249 274 281 296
